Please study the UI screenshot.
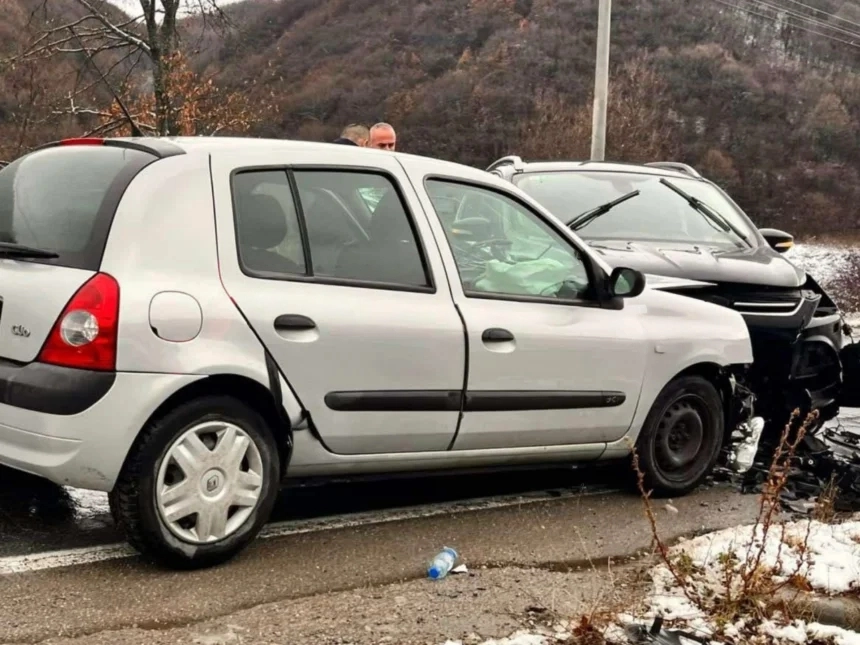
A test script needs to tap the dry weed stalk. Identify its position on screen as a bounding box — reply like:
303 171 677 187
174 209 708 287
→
632 409 822 636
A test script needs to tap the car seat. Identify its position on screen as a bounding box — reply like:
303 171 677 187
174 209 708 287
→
235 193 302 274
334 189 427 286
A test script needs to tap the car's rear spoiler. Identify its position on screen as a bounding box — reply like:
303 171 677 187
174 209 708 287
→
32 137 185 159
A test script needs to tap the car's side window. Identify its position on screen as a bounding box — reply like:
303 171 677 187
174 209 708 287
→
233 170 307 276
294 170 430 288
425 179 592 301
232 168 431 289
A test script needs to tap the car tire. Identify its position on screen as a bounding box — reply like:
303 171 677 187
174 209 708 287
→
109 395 280 569
633 375 724 498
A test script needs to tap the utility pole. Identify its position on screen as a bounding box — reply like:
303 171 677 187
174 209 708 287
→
590 0 611 161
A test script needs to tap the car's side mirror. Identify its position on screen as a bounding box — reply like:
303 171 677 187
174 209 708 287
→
759 228 794 254
608 266 646 299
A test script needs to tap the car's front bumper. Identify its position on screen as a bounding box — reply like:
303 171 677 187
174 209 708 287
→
743 298 844 424
0 362 200 490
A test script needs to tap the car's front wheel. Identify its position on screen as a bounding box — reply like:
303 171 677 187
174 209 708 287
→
634 375 724 497
109 395 280 569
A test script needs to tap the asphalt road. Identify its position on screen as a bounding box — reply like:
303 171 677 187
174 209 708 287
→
0 475 761 644
9 410 860 643
0 464 622 559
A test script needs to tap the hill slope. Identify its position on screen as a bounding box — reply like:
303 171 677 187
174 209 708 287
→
210 0 860 234
2 0 860 234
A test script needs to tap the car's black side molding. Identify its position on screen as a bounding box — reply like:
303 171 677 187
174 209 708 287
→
324 390 462 412
324 390 626 412
465 390 626 412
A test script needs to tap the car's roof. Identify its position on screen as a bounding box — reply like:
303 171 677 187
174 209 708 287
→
113 135 495 182
502 160 697 181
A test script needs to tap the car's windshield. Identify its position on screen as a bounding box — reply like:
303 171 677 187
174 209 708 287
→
513 171 757 248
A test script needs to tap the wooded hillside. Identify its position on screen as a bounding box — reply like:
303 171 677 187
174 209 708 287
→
3 0 860 235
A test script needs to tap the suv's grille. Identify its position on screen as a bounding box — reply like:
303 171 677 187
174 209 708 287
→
732 298 802 315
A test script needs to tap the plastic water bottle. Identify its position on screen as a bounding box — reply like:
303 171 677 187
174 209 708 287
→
427 547 458 580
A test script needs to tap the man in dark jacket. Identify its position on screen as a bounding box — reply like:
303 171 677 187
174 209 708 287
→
333 124 370 146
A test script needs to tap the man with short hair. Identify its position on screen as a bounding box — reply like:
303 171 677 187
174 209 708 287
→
369 122 397 150
333 124 369 146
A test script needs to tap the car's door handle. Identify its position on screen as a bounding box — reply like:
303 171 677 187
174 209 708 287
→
482 328 514 342
274 314 317 331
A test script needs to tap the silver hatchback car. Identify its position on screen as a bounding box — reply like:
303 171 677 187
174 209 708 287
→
0 137 755 568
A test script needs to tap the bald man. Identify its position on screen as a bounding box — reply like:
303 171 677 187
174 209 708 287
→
369 122 397 151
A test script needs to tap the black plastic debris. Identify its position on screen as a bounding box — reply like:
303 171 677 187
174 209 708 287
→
724 418 860 514
624 616 708 644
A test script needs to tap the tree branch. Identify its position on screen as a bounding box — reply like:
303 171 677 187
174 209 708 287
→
70 0 151 53
67 26 143 137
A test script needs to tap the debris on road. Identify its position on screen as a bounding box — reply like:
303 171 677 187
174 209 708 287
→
717 408 860 515
428 547 459 580
624 616 707 644
727 416 765 474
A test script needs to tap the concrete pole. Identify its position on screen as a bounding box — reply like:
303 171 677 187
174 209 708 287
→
590 0 611 161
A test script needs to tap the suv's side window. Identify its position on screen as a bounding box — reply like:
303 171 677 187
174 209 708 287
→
232 169 431 290
425 179 592 301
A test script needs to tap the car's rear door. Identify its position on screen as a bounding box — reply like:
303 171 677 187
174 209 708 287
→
212 148 466 455
411 169 648 450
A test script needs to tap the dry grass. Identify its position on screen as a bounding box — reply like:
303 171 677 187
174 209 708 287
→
628 409 825 639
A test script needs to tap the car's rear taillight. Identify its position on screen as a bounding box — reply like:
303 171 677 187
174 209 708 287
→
38 273 120 371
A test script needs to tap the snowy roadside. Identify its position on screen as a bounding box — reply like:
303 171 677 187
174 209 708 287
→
441 518 860 645
787 243 860 320
607 518 860 645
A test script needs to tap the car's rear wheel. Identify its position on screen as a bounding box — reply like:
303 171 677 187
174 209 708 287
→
109 395 280 569
634 375 724 497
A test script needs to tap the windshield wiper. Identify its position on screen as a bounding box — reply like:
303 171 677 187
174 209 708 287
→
0 242 59 259
567 190 640 231
658 179 751 248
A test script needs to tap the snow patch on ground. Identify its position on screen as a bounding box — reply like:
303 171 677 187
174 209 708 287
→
616 518 860 643
443 633 550 645
63 487 110 518
786 243 856 287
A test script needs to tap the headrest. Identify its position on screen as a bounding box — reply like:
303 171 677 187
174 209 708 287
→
237 193 288 249
369 189 414 243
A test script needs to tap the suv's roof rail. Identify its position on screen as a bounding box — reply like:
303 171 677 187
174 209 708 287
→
644 162 702 178
33 137 185 159
486 155 525 173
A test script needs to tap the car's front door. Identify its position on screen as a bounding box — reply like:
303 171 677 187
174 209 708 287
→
417 176 649 450
212 151 465 455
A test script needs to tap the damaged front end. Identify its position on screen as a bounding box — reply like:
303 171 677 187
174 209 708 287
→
665 275 845 436
721 367 766 474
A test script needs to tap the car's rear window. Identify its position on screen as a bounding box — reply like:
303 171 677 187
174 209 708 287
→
0 145 157 270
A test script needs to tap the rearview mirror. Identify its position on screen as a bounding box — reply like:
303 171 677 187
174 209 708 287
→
758 228 794 254
609 267 646 299
450 217 491 241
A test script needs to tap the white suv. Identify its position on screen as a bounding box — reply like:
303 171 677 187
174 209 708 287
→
0 137 755 568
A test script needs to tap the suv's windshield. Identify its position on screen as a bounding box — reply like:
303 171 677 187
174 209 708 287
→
513 170 757 248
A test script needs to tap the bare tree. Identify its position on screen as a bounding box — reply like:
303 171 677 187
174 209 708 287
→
18 0 229 135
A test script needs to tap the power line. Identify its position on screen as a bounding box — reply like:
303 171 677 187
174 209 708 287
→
748 0 860 41
774 0 860 31
712 0 860 50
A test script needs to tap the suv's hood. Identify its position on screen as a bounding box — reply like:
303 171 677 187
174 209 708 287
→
586 240 806 288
